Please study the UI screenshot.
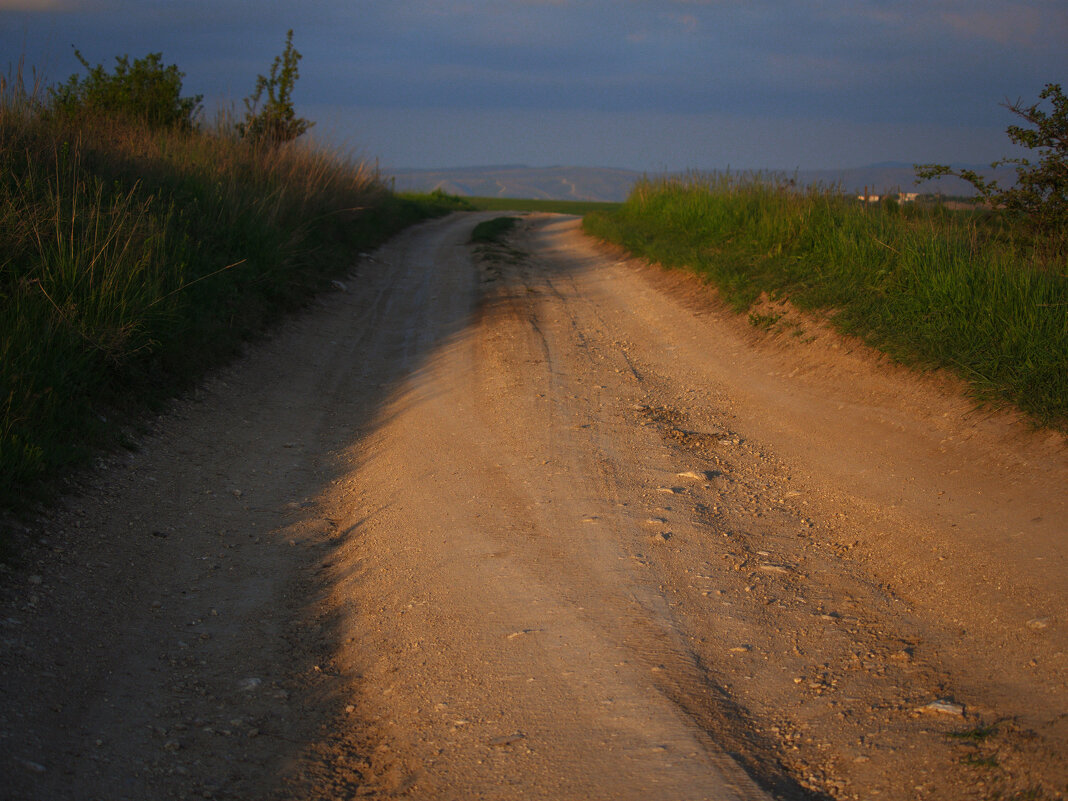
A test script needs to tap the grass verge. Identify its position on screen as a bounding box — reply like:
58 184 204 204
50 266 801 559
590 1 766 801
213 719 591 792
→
584 174 1068 428
0 80 465 523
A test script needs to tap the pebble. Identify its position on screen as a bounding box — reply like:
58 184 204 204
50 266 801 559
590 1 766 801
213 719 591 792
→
1026 617 1050 631
238 677 262 692
27 575 42 585
16 758 46 773
489 733 525 747
676 471 709 481
919 699 964 716
758 564 790 574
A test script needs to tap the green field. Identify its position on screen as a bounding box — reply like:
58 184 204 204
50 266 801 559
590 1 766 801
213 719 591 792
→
398 192 621 216
461 195 622 216
584 174 1068 428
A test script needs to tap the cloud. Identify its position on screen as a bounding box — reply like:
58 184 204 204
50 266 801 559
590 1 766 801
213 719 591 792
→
938 7 1049 47
830 0 1065 49
3 0 1064 169
662 0 1066 47
665 12 699 33
0 0 75 9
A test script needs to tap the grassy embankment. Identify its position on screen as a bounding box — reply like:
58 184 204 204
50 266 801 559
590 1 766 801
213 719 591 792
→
0 81 464 516
584 174 1068 427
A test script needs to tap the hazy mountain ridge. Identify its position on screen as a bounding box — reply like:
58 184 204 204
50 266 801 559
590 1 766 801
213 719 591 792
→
388 165 639 203
388 163 1019 202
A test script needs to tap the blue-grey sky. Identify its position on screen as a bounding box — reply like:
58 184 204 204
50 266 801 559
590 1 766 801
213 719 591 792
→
3 0 1066 170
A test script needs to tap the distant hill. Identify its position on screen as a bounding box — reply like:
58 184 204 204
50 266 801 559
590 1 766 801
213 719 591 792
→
387 163 1018 202
388 165 643 202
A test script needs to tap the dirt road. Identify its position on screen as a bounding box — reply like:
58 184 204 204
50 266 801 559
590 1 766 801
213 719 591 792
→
2 213 1065 801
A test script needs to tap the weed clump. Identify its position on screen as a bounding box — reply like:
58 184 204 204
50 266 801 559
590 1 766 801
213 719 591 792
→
470 216 520 244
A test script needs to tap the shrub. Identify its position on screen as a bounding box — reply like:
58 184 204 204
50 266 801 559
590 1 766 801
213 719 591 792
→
916 83 1067 246
238 30 313 144
49 50 202 129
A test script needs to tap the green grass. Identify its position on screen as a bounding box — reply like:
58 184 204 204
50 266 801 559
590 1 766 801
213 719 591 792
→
0 73 463 517
584 174 1068 427
947 724 1000 742
464 196 621 216
469 216 527 268
395 191 620 217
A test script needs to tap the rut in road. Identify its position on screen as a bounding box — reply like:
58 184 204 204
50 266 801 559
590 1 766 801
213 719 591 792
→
3 213 1065 801
304 217 785 800
289 213 1067 801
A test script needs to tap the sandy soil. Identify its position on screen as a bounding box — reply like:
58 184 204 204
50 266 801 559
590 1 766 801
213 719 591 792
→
2 212 1065 801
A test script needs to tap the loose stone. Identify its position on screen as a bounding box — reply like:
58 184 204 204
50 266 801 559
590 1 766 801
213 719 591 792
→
918 699 964 716
489 733 525 747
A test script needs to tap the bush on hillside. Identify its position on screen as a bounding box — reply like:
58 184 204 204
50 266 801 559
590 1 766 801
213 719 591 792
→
238 30 313 144
49 50 202 129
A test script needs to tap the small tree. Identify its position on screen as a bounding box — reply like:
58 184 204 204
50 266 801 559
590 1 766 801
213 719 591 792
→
916 83 1067 237
49 50 202 129
238 30 313 144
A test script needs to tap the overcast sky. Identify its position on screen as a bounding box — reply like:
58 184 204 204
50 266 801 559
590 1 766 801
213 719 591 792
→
3 0 1066 171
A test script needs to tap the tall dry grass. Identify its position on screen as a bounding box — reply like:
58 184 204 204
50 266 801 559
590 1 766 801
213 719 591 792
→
1 67 457 513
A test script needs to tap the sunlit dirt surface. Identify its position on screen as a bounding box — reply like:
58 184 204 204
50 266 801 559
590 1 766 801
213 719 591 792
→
3 213 1065 801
